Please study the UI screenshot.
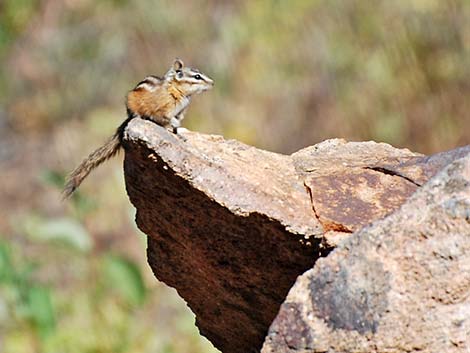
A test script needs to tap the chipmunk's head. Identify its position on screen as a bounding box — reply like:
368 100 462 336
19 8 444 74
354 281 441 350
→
165 58 214 96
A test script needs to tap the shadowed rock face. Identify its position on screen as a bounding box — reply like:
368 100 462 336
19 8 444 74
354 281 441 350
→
123 118 469 353
123 119 325 353
126 145 321 352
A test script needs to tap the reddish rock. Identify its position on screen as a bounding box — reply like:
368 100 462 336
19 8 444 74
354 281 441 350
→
123 119 324 353
292 140 421 232
123 118 470 352
262 154 470 353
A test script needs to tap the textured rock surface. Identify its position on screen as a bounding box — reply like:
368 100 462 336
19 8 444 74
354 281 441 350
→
292 140 421 233
123 119 325 353
123 118 469 353
262 154 470 353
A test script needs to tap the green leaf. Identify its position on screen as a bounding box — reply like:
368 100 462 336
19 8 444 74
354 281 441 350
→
71 192 98 219
22 215 92 252
40 169 65 189
0 240 13 282
27 285 56 338
103 255 146 307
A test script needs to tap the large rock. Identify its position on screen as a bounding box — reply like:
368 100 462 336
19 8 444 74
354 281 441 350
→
262 154 470 353
122 118 469 353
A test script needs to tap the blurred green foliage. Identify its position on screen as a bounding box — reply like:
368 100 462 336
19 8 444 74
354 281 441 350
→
1 0 469 352
103 254 147 307
0 230 216 353
0 168 217 352
2 0 468 152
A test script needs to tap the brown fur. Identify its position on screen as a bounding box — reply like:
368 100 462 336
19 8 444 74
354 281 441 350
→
126 84 177 127
63 82 190 199
62 117 130 199
63 59 213 199
167 84 185 102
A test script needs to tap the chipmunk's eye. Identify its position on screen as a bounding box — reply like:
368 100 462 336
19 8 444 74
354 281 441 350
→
194 74 202 80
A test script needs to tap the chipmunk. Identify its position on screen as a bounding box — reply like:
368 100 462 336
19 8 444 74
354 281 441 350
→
63 58 214 199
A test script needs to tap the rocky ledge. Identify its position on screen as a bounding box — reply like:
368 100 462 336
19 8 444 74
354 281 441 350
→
123 118 470 353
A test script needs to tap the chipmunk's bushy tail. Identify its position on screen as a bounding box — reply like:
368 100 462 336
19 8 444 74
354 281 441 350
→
62 117 131 199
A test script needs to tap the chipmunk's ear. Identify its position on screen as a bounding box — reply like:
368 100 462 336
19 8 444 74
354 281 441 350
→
165 58 184 80
173 58 184 71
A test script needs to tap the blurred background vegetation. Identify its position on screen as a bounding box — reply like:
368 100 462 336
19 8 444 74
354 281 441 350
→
0 0 469 352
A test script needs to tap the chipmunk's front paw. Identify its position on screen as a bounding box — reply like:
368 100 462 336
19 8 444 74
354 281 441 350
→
174 128 188 142
175 127 189 134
